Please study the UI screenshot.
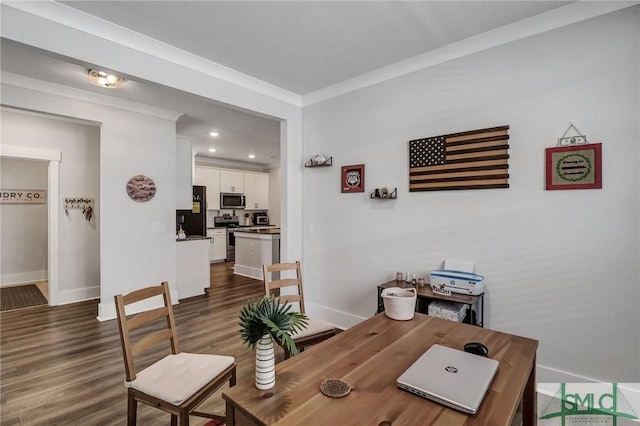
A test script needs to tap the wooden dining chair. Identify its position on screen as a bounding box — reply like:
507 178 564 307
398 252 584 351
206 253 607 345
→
262 261 336 359
114 281 236 426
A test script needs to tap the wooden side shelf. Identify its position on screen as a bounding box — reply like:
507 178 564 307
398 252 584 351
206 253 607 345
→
370 187 397 199
304 156 333 168
376 280 484 327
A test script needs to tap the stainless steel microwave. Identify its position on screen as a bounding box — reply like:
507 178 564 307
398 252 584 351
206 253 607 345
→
220 193 246 209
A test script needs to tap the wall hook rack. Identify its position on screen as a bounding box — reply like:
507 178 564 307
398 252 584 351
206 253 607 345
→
64 197 94 220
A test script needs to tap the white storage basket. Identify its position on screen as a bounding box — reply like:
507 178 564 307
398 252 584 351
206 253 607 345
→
381 287 417 321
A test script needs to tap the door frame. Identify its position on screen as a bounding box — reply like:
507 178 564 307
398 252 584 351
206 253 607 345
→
0 144 61 305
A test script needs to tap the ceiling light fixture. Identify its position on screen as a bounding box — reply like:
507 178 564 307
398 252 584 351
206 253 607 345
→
209 131 219 137
88 69 123 88
209 148 217 152
248 154 256 159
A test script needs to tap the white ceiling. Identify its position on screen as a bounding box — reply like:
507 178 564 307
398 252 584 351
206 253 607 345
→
1 1 582 167
58 1 572 95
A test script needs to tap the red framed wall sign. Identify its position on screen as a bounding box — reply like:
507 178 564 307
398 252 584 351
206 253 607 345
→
545 143 602 190
341 164 365 193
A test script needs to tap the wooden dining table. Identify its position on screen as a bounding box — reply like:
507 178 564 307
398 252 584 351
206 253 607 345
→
223 312 538 425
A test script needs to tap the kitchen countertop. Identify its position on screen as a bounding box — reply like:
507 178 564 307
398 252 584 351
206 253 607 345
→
176 235 211 242
234 228 281 235
207 225 277 229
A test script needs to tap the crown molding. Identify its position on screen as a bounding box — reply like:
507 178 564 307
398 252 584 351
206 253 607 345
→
301 1 640 106
2 1 302 107
3 1 637 109
1 72 183 121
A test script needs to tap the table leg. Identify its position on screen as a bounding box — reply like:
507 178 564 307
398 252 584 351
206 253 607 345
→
522 355 537 426
225 400 235 426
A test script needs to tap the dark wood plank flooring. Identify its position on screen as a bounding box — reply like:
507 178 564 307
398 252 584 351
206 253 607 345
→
1 264 524 426
0 262 272 426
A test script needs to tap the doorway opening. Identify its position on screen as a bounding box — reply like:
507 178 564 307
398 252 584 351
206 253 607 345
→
1 108 101 307
0 157 49 310
0 146 60 306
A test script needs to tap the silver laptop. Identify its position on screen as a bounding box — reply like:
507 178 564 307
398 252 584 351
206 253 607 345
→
396 344 499 414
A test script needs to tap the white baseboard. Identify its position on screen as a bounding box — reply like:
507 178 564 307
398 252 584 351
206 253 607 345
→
306 302 368 330
233 265 262 280
536 364 600 388
0 270 47 286
57 286 100 305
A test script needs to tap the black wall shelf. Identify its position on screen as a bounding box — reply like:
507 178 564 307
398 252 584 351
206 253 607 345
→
370 188 397 199
304 156 333 168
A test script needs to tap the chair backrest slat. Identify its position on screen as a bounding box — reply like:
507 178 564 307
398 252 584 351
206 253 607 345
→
279 295 301 305
267 278 300 290
114 281 180 382
122 285 165 305
264 262 298 273
131 329 175 356
127 306 170 331
263 261 306 314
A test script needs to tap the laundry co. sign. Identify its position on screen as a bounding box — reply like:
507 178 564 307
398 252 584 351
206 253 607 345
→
1 189 47 204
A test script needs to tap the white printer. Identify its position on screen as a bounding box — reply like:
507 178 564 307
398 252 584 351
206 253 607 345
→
429 269 485 296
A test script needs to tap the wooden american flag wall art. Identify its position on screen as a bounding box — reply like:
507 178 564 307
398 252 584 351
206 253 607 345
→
409 125 510 192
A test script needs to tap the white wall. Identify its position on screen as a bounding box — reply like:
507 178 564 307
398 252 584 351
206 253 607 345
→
302 8 640 383
1 112 101 302
0 85 180 316
269 167 281 227
0 2 304 268
0 157 48 285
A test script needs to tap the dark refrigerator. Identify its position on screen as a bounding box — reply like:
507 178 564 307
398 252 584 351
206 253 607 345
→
176 186 206 236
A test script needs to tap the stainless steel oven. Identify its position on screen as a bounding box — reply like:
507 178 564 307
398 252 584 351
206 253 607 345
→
226 225 251 261
226 227 237 261
213 215 240 261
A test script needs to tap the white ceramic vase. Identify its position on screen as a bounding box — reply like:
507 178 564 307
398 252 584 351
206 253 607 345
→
255 333 276 390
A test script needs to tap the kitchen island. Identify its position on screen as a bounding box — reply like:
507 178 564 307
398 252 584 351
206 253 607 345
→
233 228 280 280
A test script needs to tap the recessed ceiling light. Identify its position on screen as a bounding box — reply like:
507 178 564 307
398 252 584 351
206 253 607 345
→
209 148 216 153
88 69 123 88
209 131 219 137
248 154 256 159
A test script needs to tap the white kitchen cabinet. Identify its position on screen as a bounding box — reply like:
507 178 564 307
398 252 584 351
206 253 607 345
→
175 137 193 210
207 228 227 262
220 170 245 194
176 239 209 299
194 166 221 210
244 172 269 210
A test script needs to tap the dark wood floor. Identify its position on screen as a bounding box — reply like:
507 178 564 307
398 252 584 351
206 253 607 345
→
0 262 272 426
1 264 526 426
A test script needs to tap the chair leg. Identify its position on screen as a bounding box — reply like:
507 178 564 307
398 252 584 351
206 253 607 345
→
230 367 237 387
127 391 137 426
170 414 178 426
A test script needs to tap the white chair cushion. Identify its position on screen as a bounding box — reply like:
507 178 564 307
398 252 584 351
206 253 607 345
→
125 352 235 405
293 316 335 340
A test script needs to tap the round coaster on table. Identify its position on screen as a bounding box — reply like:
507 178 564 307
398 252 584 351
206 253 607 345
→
320 378 351 398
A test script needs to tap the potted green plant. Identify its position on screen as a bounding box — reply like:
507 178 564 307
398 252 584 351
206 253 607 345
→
239 295 308 389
